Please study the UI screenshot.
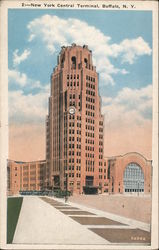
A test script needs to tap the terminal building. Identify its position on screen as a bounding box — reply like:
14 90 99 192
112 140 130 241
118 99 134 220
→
7 44 152 196
7 152 152 195
46 44 104 194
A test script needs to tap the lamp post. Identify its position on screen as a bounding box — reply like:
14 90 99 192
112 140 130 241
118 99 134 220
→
137 180 139 197
65 173 68 202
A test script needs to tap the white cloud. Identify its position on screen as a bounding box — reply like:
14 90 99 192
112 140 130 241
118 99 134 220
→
8 68 50 123
8 69 49 92
27 15 151 85
111 37 152 64
13 49 31 66
100 72 115 86
102 84 152 128
8 69 27 87
9 89 49 124
102 96 113 104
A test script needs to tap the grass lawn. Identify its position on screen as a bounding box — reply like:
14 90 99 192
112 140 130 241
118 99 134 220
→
7 197 23 243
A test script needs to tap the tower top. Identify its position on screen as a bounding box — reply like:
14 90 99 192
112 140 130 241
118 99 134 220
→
53 43 95 73
60 44 91 53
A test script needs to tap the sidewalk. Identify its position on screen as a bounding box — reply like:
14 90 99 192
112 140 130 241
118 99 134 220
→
13 196 151 245
13 196 108 244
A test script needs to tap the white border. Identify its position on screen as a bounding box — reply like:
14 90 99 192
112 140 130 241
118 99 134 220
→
0 1 158 249
0 0 8 247
151 1 158 248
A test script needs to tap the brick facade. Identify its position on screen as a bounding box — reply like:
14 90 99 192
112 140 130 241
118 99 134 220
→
46 44 104 194
7 152 152 195
101 152 152 194
7 160 46 195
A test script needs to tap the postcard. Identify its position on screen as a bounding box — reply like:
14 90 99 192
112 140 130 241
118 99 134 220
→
0 0 158 249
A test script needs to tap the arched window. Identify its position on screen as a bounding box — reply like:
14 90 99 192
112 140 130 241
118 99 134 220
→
123 163 144 193
71 56 76 69
84 58 88 68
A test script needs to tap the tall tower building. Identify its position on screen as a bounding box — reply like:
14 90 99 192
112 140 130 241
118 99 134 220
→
46 44 104 194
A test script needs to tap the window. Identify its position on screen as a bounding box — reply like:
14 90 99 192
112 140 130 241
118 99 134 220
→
84 58 88 67
71 56 76 69
124 163 144 193
77 181 80 188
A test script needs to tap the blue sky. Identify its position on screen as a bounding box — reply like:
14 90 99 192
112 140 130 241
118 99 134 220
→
8 10 152 98
8 9 153 160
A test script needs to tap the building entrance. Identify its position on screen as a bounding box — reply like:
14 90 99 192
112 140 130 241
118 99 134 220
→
85 176 94 186
123 163 144 193
83 176 98 194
